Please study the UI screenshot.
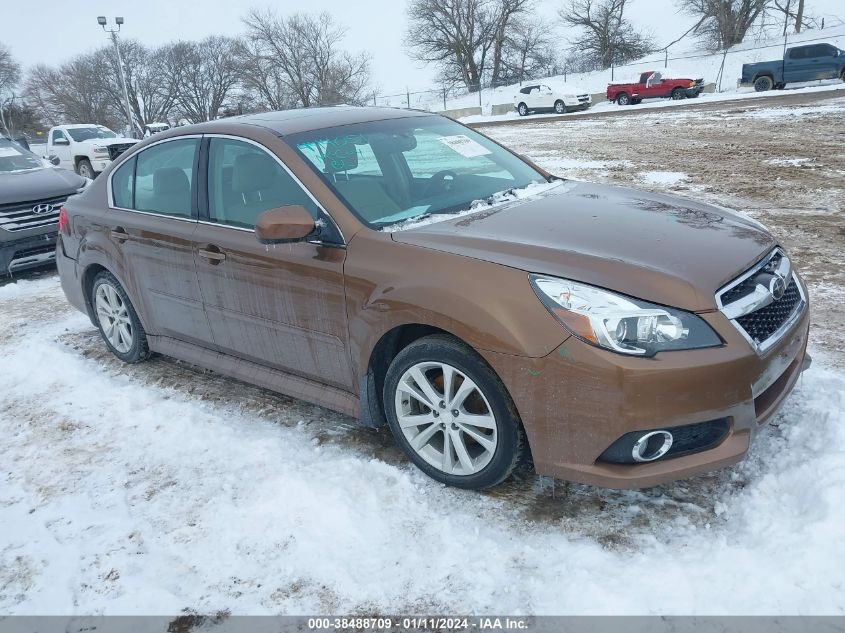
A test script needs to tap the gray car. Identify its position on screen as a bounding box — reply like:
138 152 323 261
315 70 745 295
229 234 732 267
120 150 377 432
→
0 138 88 275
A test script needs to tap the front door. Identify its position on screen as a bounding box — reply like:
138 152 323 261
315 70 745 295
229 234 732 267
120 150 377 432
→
106 137 215 348
51 129 72 169
194 136 353 390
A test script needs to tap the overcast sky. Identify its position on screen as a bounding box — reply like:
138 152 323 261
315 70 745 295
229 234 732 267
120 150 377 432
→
4 0 844 95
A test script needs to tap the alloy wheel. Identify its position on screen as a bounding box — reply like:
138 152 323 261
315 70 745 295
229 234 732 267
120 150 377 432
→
394 361 498 476
95 282 133 353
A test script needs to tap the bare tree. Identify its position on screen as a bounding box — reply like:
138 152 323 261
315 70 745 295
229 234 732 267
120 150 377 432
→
24 56 120 129
501 17 557 82
770 0 820 33
0 43 22 135
676 0 771 51
559 0 654 69
92 40 181 132
167 36 242 123
241 10 372 109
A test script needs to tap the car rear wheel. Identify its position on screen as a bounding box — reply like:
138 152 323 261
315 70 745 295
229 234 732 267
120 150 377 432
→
517 102 528 116
754 76 773 92
383 335 525 490
76 159 95 179
671 88 686 100
91 271 150 363
554 100 567 114
616 93 630 106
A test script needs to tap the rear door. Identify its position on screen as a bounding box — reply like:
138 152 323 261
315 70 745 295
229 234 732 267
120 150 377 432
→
193 135 353 389
784 46 809 82
106 136 215 348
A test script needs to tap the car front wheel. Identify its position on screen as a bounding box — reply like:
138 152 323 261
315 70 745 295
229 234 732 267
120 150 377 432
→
76 158 95 179
517 102 528 116
383 335 525 490
671 88 686 100
91 271 150 363
554 100 567 114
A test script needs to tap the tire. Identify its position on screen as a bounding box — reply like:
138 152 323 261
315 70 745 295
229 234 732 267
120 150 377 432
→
554 100 567 114
76 158 95 179
517 102 528 116
754 76 773 92
383 334 526 490
671 88 686 100
90 271 150 364
616 93 630 106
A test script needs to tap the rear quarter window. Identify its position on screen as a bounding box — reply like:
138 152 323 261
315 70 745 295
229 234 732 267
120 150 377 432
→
111 156 136 208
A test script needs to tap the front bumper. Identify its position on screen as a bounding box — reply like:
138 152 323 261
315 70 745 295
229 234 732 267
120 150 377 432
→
1 231 57 275
480 299 811 489
92 158 112 173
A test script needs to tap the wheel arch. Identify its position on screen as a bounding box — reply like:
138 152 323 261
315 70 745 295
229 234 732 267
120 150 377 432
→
79 260 150 333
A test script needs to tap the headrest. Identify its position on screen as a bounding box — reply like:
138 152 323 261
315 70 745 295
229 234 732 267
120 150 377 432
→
153 167 189 195
232 153 277 193
324 141 358 173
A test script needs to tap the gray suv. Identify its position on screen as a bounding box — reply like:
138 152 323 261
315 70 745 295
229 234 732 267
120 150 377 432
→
0 138 88 275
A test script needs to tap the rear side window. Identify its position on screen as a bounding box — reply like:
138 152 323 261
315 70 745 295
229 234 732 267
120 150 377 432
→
134 138 198 219
789 47 807 59
206 137 318 229
111 156 135 208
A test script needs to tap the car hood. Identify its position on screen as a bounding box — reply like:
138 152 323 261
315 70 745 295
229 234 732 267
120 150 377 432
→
391 181 776 312
0 167 86 205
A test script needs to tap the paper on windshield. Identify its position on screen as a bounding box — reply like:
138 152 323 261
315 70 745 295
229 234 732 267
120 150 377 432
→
0 147 22 157
438 135 492 158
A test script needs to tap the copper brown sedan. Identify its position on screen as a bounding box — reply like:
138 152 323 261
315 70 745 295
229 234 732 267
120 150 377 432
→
56 107 810 490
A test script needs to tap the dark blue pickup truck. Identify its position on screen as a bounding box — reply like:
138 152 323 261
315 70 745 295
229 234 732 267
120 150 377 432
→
741 43 845 92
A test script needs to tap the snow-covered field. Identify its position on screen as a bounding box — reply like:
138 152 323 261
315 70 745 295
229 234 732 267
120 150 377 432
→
2 94 844 617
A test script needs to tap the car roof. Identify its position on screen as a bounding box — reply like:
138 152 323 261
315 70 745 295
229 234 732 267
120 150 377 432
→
53 124 109 129
172 106 437 137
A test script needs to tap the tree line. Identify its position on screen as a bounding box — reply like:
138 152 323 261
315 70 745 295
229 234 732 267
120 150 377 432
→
0 0 826 137
1 8 372 137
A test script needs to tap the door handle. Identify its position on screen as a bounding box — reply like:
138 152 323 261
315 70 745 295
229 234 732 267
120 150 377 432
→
111 227 129 243
198 247 226 264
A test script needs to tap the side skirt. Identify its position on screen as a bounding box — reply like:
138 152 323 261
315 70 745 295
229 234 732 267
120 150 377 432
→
147 335 360 418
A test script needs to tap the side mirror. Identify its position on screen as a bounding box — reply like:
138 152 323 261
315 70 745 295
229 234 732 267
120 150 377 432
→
255 205 317 244
49 155 61 166
53 138 69 146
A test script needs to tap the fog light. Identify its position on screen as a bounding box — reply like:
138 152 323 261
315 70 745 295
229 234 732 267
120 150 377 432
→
631 431 673 462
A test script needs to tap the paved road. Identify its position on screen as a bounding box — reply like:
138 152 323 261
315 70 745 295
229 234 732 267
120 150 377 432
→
469 87 845 128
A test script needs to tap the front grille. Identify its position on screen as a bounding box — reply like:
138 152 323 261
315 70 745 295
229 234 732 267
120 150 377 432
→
108 143 135 160
717 248 805 353
577 94 590 102
736 279 801 343
0 196 65 232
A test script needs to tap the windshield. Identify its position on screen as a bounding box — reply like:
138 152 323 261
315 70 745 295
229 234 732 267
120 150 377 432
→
288 116 547 229
66 126 118 142
0 139 44 173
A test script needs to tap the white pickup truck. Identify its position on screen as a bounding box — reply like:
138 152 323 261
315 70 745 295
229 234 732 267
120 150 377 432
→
46 124 137 178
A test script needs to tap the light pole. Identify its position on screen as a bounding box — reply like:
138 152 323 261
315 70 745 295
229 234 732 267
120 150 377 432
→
98 16 135 138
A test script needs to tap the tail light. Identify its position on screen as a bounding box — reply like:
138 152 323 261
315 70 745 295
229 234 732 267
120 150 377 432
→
58 206 69 235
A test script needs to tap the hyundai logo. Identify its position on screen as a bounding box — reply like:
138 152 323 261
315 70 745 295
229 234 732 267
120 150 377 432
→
769 275 787 301
32 203 55 215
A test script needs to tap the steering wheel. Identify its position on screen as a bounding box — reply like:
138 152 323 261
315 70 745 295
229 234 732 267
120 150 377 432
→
424 170 459 196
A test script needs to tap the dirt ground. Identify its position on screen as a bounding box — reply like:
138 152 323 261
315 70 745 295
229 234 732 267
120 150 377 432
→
480 95 845 366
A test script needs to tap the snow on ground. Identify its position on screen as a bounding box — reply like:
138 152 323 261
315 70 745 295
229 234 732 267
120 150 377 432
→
1 277 844 615
641 171 688 186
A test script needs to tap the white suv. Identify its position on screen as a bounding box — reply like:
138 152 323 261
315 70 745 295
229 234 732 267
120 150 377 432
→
47 124 137 178
513 84 593 116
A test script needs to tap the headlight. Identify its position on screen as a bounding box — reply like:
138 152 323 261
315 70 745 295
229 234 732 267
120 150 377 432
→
689 81 695 88
530 275 721 356
93 146 109 155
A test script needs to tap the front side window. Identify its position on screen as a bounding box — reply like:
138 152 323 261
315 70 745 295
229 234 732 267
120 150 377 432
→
134 138 198 218
52 130 67 142
207 137 319 229
289 116 546 228
111 156 136 208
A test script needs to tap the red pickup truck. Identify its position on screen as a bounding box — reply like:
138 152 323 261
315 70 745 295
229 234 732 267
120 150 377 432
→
607 71 705 106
